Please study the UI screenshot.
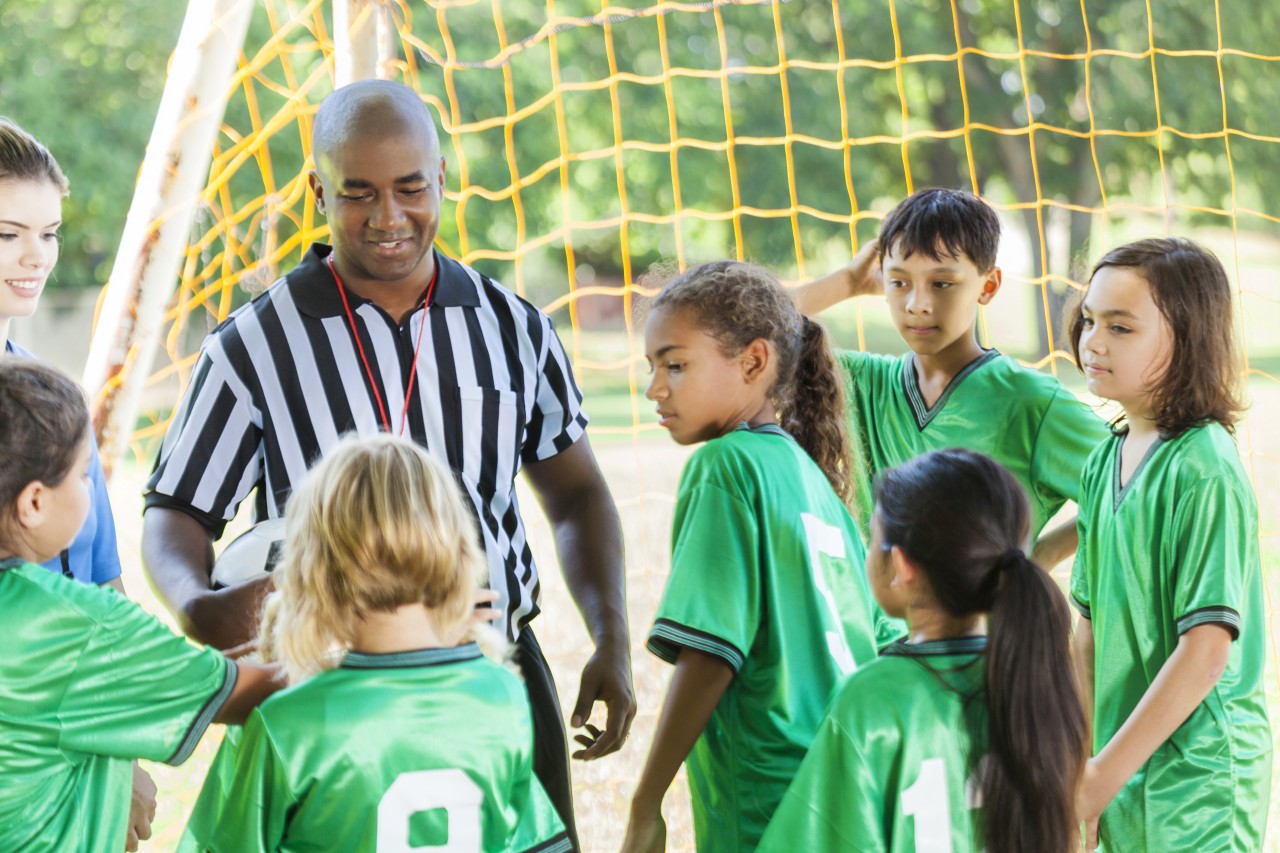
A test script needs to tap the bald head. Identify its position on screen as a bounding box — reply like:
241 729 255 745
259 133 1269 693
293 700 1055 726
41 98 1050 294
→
312 80 439 162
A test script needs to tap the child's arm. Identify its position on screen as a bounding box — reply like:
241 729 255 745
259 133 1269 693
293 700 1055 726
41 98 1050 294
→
1073 616 1095 715
791 240 881 317
214 661 285 726
1077 624 1231 848
621 648 735 853
1031 516 1080 570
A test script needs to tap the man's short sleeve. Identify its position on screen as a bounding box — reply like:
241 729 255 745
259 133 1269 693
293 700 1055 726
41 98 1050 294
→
647 481 760 672
145 351 263 537
522 315 587 463
1030 386 1110 507
1171 478 1252 639
58 593 235 765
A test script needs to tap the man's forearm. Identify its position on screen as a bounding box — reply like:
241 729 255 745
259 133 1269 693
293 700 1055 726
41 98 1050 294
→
552 486 628 644
141 507 216 629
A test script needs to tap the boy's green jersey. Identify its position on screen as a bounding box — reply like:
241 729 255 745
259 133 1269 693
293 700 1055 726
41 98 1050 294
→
180 643 569 853
647 423 897 851
838 349 1109 538
1071 423 1272 852
0 559 234 853
758 638 989 852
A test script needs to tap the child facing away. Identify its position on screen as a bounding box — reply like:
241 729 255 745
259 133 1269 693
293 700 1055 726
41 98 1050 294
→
0 358 280 853
793 188 1110 566
180 433 570 853
621 261 899 852
759 448 1087 853
1069 238 1271 851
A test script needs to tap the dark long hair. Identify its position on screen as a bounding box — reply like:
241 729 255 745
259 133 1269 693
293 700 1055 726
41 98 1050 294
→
0 358 89 530
874 449 1086 853
652 260 854 507
1068 237 1243 437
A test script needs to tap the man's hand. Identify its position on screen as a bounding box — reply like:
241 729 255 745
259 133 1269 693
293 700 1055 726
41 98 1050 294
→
570 636 636 760
182 576 274 652
125 763 156 852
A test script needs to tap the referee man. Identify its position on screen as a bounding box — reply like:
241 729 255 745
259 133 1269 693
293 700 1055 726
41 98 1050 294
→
140 79 635 847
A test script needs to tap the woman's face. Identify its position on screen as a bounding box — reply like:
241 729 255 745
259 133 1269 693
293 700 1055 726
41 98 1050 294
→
0 179 63 328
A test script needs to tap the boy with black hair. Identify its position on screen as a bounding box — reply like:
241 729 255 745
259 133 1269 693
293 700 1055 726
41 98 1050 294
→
795 188 1109 566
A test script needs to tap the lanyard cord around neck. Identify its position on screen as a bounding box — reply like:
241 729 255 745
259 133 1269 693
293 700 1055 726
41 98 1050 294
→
326 253 438 436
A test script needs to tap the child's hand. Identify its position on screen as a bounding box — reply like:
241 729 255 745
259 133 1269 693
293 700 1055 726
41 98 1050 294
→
125 762 156 852
619 811 666 853
1076 757 1113 850
846 238 883 298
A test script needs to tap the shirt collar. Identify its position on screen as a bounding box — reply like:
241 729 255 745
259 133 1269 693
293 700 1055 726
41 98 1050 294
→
288 243 482 319
340 642 484 670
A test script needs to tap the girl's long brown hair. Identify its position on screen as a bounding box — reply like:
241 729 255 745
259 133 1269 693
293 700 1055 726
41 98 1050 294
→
1068 237 1243 437
652 260 855 507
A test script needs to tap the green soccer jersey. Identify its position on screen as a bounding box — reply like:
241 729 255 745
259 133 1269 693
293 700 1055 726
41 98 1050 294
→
0 559 234 853
758 638 989 852
180 643 569 853
1071 424 1272 852
647 423 896 851
839 349 1109 539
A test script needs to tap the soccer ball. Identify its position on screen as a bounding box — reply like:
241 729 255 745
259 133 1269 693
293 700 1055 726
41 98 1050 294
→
210 518 288 589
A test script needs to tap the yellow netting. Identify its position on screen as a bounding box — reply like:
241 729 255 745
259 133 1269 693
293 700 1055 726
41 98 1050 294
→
122 1 1279 845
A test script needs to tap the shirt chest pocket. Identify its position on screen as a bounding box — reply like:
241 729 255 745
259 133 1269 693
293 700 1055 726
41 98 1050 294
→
452 386 526 492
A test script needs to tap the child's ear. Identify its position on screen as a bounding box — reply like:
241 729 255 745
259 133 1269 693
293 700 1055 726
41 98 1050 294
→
740 337 772 384
13 480 45 531
977 267 1002 306
888 545 920 590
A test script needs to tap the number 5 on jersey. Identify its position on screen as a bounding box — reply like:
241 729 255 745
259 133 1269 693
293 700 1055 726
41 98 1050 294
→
801 512 858 675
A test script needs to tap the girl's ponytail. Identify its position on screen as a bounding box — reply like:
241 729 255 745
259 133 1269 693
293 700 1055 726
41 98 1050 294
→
781 316 854 508
984 550 1087 853
874 449 1087 853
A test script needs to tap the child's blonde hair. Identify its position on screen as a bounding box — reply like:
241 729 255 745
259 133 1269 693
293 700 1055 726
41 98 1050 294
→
258 433 486 680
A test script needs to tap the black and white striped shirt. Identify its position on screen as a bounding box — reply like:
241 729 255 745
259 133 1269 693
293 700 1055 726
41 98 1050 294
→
145 244 588 638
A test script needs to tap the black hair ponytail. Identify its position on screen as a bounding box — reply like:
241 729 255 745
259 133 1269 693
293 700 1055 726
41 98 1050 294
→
874 449 1086 853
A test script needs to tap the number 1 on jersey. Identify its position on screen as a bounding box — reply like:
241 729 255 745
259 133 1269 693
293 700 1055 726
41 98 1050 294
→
801 513 857 675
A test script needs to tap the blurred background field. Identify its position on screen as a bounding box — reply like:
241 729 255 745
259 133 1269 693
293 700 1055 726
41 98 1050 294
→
3 0 1279 849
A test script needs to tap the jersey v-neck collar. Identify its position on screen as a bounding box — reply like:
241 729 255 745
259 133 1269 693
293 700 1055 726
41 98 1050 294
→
1112 432 1166 512
882 635 988 657
341 642 483 670
733 421 793 441
900 349 1000 431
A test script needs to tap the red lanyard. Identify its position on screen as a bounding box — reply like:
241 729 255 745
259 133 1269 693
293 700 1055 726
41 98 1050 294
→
326 254 438 436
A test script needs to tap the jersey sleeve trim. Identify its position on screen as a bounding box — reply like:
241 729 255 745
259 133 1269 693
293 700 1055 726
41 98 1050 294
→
142 491 230 539
1071 594 1091 620
1176 606 1241 640
164 656 237 766
518 831 574 853
646 619 746 672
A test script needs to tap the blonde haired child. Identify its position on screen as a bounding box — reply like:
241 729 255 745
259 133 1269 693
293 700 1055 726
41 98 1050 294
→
182 433 569 852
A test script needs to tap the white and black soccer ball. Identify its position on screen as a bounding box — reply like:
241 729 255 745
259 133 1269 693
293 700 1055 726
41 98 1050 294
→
210 518 288 589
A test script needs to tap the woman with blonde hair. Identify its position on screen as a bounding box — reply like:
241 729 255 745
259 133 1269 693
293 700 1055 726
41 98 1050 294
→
182 433 570 852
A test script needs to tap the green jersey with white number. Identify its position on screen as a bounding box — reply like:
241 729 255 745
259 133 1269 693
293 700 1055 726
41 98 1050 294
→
0 560 234 853
1071 424 1271 852
647 423 895 851
180 643 569 853
839 350 1109 538
758 638 988 852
